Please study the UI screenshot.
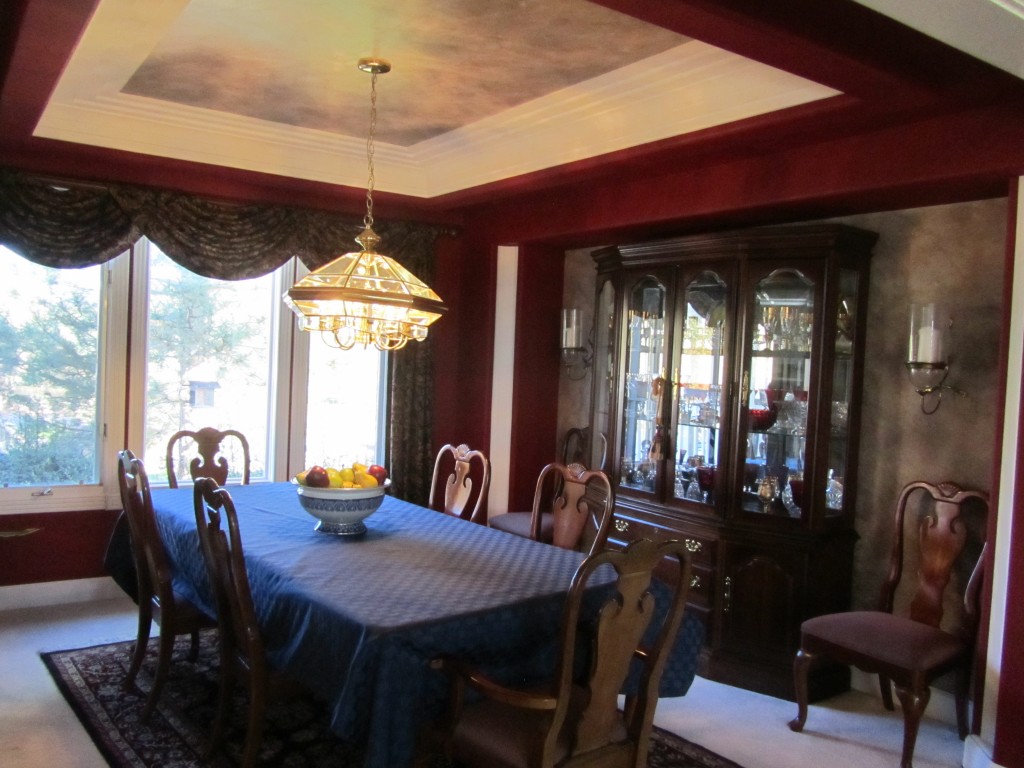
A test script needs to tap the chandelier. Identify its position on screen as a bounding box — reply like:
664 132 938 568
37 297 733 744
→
285 58 447 351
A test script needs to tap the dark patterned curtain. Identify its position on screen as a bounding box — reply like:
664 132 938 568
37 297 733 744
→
0 167 445 501
0 170 140 267
380 225 442 507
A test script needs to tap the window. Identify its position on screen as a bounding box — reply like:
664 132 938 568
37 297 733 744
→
141 244 275 483
0 245 129 512
0 247 103 486
304 337 387 470
0 240 388 512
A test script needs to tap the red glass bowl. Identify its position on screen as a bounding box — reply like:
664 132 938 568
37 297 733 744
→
750 409 777 432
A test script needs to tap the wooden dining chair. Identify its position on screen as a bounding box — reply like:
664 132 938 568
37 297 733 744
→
434 537 693 768
117 449 215 722
193 477 296 768
789 480 989 768
491 462 615 556
428 443 491 524
165 426 251 488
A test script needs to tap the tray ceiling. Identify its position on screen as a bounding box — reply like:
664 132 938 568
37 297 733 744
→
33 0 839 198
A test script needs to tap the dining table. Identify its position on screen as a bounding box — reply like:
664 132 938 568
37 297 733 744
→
149 481 705 767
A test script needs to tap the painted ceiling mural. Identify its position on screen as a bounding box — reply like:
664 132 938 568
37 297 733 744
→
120 0 688 146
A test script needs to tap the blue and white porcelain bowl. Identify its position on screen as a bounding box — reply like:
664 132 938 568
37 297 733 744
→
294 480 390 536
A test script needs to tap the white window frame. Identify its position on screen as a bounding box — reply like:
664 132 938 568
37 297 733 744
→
128 239 299 486
0 242 389 513
0 248 132 514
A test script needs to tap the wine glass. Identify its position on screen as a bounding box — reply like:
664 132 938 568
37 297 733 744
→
696 464 716 503
757 476 779 514
685 481 703 502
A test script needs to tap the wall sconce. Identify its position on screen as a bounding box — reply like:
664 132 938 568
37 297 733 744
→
904 303 964 414
561 308 592 381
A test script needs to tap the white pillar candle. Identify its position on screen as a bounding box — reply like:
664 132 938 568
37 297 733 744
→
908 303 946 364
562 308 582 349
916 325 943 363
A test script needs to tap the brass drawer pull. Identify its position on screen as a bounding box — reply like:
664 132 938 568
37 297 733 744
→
690 574 701 590
684 538 702 554
614 519 629 533
0 527 42 539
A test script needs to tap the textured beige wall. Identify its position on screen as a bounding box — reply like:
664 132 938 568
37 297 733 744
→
558 198 1008 610
557 248 603 449
833 199 1006 608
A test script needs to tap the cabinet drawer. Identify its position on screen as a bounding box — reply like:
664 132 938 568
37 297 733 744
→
649 547 714 610
685 563 714 609
611 513 716 565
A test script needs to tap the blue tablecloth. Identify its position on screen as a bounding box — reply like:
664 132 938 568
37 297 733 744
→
151 482 703 767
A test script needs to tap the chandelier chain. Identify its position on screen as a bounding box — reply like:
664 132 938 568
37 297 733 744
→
364 69 378 231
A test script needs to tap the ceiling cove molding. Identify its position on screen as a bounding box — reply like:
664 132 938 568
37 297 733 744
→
35 93 427 193
35 39 835 199
414 41 838 196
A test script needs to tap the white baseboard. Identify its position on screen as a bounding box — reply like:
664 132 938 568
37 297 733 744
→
964 735 1004 768
850 669 957 726
0 577 125 612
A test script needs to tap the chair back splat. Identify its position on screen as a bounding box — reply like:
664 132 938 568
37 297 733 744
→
166 426 251 488
437 537 693 768
788 480 989 768
429 443 491 523
882 481 983 628
534 462 615 556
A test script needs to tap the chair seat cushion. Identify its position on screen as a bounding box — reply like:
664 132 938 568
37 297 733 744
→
801 611 965 673
488 511 554 543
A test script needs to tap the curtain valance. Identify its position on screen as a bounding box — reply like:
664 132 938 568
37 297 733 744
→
0 168 445 279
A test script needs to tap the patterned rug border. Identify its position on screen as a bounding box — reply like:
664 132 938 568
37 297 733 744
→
42 634 745 768
41 643 135 768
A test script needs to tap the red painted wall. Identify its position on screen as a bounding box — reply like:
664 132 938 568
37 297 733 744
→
0 509 121 586
508 244 565 511
448 101 1024 251
430 230 497 478
430 236 564 514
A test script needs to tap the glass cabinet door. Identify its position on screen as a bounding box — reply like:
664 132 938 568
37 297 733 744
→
740 268 815 518
673 271 729 508
590 279 615 473
618 275 667 494
826 268 859 517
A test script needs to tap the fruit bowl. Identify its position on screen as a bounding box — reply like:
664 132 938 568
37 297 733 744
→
294 479 391 536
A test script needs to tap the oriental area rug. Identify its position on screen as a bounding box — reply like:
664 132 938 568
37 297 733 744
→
43 632 743 768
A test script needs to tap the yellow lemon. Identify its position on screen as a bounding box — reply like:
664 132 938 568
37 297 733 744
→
339 467 355 483
352 462 368 474
354 471 378 488
342 480 357 488
294 469 309 485
326 467 345 488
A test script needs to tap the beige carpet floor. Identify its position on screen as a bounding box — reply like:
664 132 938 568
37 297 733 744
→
1 592 964 768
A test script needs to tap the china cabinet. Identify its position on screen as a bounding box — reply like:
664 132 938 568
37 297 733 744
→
588 223 877 700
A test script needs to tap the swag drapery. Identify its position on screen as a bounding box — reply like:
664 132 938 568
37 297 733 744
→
0 168 441 505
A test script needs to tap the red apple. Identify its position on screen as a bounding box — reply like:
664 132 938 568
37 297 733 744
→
305 465 330 487
367 464 388 485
